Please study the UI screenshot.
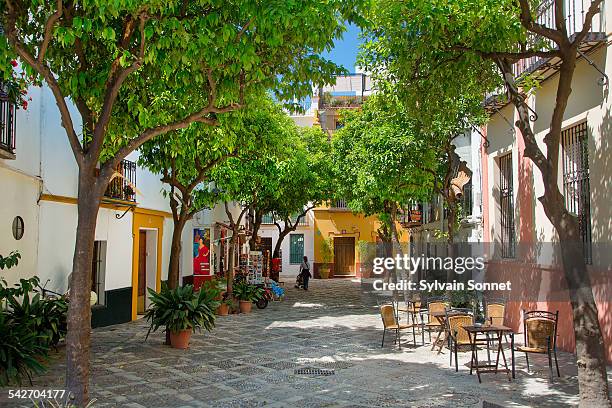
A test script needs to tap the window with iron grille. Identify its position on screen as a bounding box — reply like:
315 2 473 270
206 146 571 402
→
91 241 107 306
262 213 275 224
461 180 473 217
289 234 304 264
562 122 592 264
0 83 17 157
499 154 515 258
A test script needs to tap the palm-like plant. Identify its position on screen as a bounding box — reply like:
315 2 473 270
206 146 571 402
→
144 284 218 338
233 281 264 302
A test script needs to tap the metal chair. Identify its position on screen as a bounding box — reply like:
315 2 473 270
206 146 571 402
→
380 303 417 349
446 310 474 371
423 297 449 342
484 298 506 326
516 310 560 380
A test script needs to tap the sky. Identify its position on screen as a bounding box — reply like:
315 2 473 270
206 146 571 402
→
321 24 363 73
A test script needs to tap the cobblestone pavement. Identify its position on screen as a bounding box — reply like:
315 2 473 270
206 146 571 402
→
3 279 606 407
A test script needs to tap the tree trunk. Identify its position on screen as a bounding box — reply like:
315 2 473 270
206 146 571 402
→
65 172 104 405
545 204 609 407
249 211 263 251
226 232 237 294
273 229 290 259
167 218 186 289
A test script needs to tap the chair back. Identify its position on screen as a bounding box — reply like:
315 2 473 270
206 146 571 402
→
427 298 448 321
380 304 398 328
523 310 558 351
485 298 506 326
446 313 474 345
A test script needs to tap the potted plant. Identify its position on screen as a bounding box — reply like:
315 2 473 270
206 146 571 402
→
144 283 218 349
319 237 334 279
232 281 264 314
216 296 235 316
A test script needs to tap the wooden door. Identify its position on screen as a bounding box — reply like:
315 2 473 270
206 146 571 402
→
334 237 355 276
137 231 147 313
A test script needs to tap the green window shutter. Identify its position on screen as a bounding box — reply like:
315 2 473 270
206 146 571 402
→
289 234 304 264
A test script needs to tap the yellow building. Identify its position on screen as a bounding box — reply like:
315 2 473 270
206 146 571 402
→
311 200 409 279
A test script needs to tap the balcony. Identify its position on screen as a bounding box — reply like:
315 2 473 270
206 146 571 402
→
512 0 605 80
319 93 366 109
399 204 424 228
104 159 137 202
330 198 350 211
0 86 17 160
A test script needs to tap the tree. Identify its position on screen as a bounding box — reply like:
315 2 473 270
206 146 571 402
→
269 126 335 259
332 94 438 245
361 0 610 405
211 101 296 292
0 1 358 402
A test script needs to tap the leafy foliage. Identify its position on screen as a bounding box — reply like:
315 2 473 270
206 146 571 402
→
0 251 21 270
0 277 68 385
232 281 264 302
144 284 218 336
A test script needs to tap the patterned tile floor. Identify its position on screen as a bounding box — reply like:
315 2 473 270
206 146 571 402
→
3 279 609 407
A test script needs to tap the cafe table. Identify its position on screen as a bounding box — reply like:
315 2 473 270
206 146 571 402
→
464 324 515 383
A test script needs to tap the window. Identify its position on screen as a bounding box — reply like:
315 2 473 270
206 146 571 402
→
461 180 473 217
0 83 17 158
105 159 137 202
289 234 304 264
499 154 515 258
12 216 24 240
262 213 275 224
91 241 107 306
562 122 592 264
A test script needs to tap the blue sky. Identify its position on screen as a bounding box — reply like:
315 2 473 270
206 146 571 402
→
321 24 363 73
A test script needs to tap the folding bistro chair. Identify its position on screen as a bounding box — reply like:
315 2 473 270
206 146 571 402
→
516 310 560 380
424 297 449 342
380 303 418 349
446 310 474 371
484 297 507 345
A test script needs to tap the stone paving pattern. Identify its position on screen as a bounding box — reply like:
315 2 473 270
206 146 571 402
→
3 279 609 407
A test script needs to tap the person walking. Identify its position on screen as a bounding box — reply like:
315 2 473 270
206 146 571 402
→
299 256 312 290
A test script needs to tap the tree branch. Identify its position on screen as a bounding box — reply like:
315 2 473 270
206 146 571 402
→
5 0 84 165
38 0 63 63
452 45 560 63
235 16 255 43
516 0 563 44
89 12 148 158
573 0 604 45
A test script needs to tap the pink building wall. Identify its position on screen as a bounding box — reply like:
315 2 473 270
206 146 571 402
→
480 124 612 362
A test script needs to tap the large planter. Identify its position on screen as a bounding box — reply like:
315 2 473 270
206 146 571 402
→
319 266 330 279
169 329 192 349
239 300 252 314
217 303 229 316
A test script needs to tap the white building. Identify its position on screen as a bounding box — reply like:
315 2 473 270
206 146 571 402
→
0 82 237 327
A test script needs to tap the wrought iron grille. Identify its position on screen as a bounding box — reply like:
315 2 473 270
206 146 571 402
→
105 159 137 202
0 85 16 155
332 198 348 209
262 213 275 224
562 122 592 264
499 154 515 258
462 180 473 217
513 0 604 77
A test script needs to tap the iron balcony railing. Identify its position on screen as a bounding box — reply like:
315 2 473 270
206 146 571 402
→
332 198 349 210
0 85 17 157
105 159 137 202
513 0 605 78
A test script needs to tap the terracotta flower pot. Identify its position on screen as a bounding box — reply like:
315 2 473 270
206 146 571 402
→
239 300 252 314
217 303 229 316
169 329 192 349
319 266 330 279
